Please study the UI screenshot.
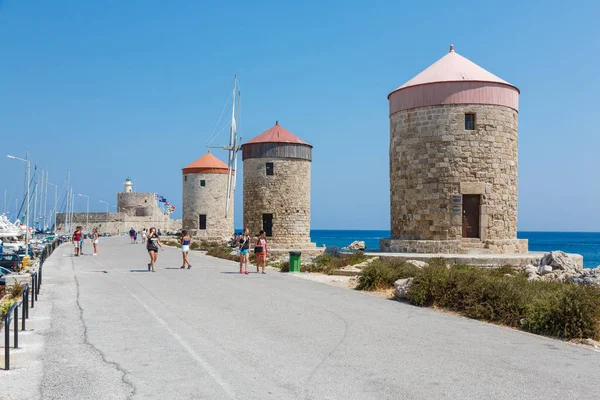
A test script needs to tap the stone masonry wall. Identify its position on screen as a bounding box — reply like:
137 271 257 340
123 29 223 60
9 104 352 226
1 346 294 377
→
389 104 521 246
117 192 157 216
56 212 180 235
243 158 312 247
182 172 233 242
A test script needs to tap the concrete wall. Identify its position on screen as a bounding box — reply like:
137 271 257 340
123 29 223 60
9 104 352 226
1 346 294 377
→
182 172 233 242
243 157 312 246
388 103 526 254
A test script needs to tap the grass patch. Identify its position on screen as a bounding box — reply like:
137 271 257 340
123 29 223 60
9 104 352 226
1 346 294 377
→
307 251 370 275
162 239 182 248
206 247 240 262
271 261 290 272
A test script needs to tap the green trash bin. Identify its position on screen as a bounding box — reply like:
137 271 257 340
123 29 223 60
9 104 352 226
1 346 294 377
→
289 251 301 273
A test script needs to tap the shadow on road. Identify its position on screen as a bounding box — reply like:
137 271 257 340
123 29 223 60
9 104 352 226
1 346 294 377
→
129 270 150 273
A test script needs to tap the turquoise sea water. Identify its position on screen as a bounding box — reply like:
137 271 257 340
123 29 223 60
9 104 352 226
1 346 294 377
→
309 230 600 269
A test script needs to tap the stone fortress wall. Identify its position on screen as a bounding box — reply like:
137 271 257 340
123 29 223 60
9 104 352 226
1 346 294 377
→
383 103 527 254
117 192 157 217
182 172 233 242
243 157 312 247
56 212 181 235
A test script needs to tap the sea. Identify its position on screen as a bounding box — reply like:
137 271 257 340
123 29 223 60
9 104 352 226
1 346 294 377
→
309 230 600 269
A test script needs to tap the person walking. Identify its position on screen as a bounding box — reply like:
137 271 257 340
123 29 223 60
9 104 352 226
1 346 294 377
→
142 228 147 244
238 228 250 274
255 230 268 274
180 230 192 269
134 229 138 244
129 227 136 244
92 228 99 255
72 226 82 257
146 227 163 272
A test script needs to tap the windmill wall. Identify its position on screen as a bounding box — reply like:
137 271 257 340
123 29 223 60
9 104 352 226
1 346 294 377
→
182 172 233 242
242 153 313 247
381 104 527 254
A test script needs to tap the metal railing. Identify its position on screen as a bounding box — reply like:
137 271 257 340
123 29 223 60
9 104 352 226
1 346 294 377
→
3 282 28 370
2 238 60 370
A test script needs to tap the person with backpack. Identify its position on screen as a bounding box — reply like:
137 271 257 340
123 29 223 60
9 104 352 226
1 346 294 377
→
238 228 250 274
146 227 163 272
254 230 268 274
129 227 136 244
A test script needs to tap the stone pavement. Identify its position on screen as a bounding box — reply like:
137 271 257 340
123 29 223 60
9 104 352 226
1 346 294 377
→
2 237 600 399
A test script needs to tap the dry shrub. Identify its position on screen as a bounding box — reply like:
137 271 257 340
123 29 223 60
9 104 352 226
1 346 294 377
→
356 259 421 291
407 264 600 340
8 281 25 299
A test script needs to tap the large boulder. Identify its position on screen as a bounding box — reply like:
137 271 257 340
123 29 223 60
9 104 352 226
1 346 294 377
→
394 278 414 300
540 251 583 274
346 241 366 251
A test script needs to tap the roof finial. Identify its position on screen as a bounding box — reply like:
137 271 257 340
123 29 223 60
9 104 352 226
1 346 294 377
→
275 120 279 125
449 44 455 53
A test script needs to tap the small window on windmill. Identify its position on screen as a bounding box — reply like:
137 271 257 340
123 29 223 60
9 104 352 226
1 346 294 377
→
199 215 207 230
266 163 274 176
200 180 206 188
184 176 187 182
465 113 476 130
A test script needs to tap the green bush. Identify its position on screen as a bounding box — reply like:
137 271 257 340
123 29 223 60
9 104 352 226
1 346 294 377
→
405 264 600 340
355 259 421 291
0 299 16 318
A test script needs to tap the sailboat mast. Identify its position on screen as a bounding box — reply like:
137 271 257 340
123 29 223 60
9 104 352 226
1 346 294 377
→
66 171 70 233
232 90 241 194
224 75 237 217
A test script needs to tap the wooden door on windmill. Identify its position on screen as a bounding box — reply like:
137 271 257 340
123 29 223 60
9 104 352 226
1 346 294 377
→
462 195 480 238
262 214 273 237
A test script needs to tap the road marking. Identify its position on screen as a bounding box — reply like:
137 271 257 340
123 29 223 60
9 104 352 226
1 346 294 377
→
90 257 236 398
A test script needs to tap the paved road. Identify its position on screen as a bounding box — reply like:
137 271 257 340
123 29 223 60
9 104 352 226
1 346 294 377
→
8 237 600 399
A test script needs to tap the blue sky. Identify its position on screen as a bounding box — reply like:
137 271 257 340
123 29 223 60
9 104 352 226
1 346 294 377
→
0 0 598 231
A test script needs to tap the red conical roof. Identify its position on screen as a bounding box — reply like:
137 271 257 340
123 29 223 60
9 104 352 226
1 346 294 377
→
243 121 311 146
182 152 231 174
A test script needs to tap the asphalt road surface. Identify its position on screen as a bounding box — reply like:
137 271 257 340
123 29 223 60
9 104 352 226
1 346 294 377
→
12 237 600 399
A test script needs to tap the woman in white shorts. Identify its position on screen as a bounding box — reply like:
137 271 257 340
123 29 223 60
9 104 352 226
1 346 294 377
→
142 228 147 244
92 228 99 255
180 230 192 269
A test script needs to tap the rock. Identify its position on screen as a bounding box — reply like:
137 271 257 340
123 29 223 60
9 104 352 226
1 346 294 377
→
394 278 414 300
405 260 429 268
540 251 583 273
538 265 553 275
346 241 366 251
523 264 538 275
583 338 600 348
571 267 600 286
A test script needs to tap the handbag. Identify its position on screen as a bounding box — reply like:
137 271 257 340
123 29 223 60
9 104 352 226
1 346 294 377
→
254 238 264 253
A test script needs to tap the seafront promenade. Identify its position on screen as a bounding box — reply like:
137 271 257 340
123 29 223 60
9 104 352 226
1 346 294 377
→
2 237 600 399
